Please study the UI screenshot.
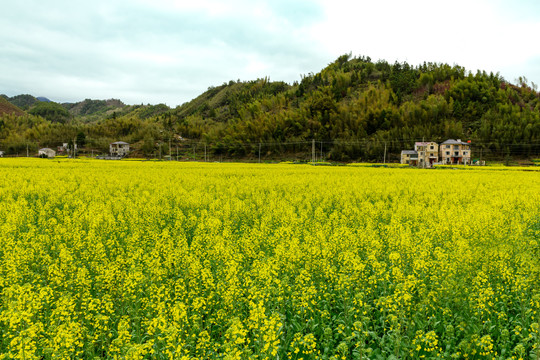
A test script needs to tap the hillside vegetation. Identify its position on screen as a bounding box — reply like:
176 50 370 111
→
64 99 125 117
1 54 539 160
0 97 25 117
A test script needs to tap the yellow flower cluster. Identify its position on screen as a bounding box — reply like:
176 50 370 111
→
0 158 539 358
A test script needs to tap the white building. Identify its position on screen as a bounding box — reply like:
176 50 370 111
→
110 141 130 157
38 148 56 158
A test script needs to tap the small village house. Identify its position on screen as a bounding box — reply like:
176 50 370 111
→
38 148 56 158
440 139 471 165
415 141 439 168
110 141 130 157
57 143 69 155
400 141 439 167
400 150 418 165
0 150 4 157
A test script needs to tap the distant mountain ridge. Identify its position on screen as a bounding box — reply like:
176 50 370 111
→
1 94 38 110
0 94 172 128
63 98 126 116
1 95 131 117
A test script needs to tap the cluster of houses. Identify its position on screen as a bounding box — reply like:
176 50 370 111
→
3 140 473 165
401 139 472 167
35 141 130 159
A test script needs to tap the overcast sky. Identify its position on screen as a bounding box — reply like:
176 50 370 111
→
1 0 539 107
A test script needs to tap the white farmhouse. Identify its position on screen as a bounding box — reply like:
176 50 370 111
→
38 148 56 158
110 141 130 157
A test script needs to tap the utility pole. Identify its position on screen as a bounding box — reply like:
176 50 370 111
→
176 145 179 161
204 144 207 162
383 142 387 164
259 142 261 163
320 141 323 162
73 137 77 158
159 142 162 160
26 143 29 157
169 136 172 160
312 139 315 164
480 147 482 165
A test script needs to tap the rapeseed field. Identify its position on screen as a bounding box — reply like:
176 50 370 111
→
0 159 539 359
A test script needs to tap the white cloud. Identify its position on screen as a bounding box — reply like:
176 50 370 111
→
0 0 538 106
313 0 540 78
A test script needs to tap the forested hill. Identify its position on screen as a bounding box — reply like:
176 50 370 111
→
171 55 540 160
1 54 539 160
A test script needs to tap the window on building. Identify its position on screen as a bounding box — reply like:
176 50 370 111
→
430 145 434 150
446 151 450 155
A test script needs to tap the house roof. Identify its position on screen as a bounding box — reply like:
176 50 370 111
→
441 139 469 145
401 150 417 155
414 141 435 146
39 148 54 151
111 141 129 145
